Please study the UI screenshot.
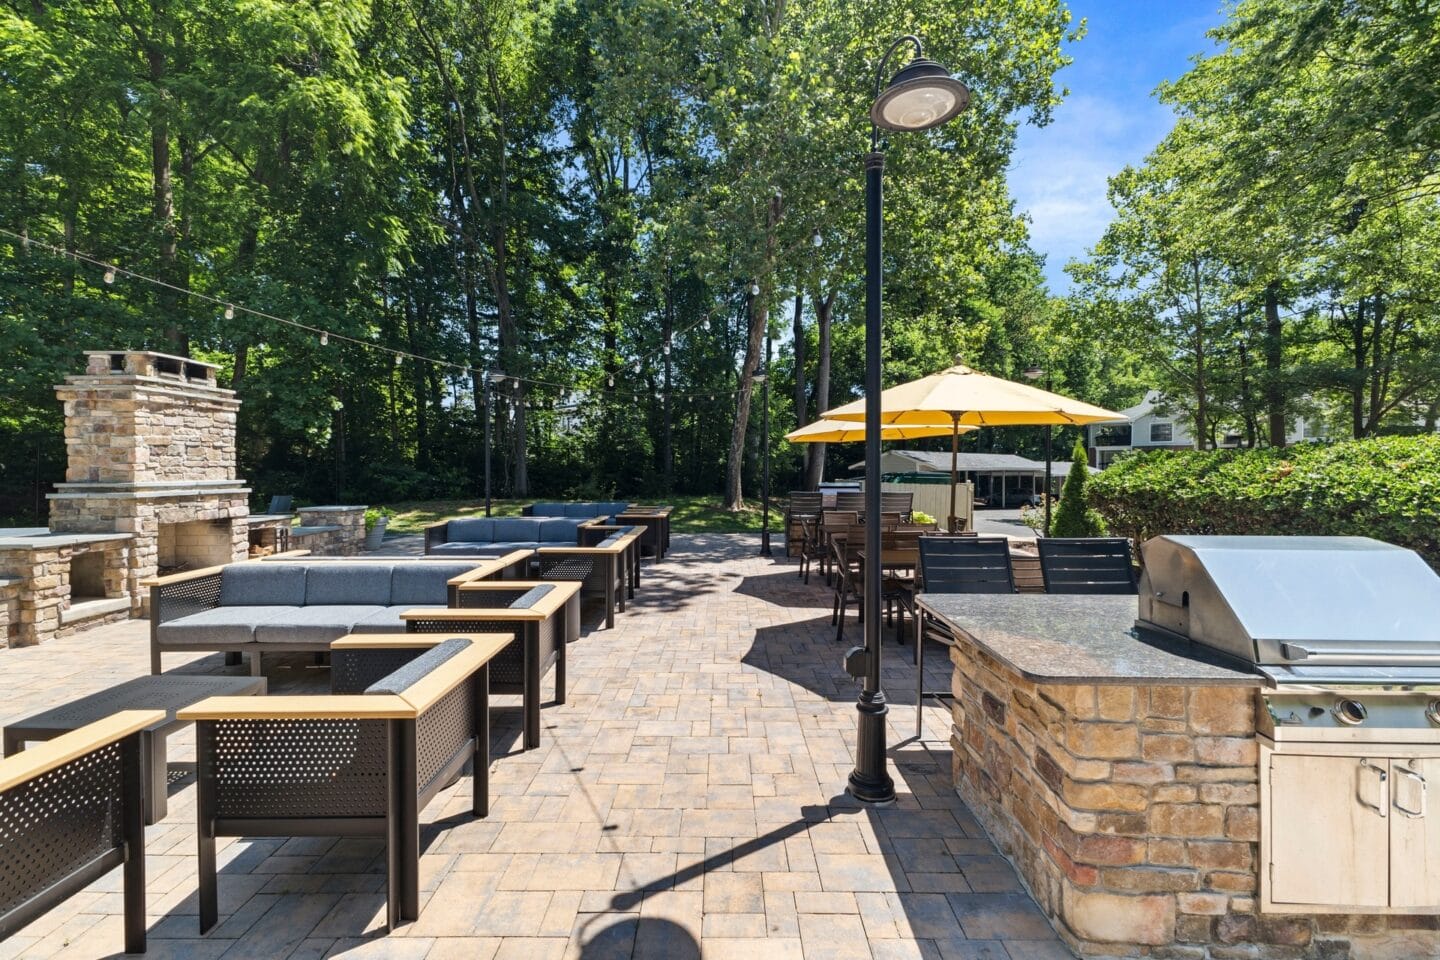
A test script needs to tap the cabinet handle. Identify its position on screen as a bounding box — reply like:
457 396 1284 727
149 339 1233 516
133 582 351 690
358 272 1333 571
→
1395 766 1427 819
1359 759 1388 817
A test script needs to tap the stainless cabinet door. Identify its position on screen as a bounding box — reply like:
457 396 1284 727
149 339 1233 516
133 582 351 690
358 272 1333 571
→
1270 755 1390 908
1390 758 1440 909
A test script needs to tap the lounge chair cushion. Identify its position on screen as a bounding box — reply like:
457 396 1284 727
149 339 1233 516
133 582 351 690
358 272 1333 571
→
391 563 482 605
490 518 540 541
350 604 444 633
428 542 511 557
447 518 494 542
252 605 385 644
156 606 297 645
304 564 393 606
366 638 473 695
511 584 553 608
219 564 307 607
538 518 585 543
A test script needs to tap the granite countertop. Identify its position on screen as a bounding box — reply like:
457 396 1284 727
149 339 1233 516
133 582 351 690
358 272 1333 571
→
0 529 134 549
916 593 1262 686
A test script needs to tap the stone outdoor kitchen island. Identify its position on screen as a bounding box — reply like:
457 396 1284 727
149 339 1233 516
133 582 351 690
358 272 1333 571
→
921 593 1440 960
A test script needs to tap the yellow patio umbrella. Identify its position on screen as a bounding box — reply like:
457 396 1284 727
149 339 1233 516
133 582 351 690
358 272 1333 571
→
821 363 1123 530
784 418 973 444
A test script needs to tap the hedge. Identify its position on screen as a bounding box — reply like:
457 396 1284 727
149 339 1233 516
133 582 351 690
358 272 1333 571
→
1088 436 1440 563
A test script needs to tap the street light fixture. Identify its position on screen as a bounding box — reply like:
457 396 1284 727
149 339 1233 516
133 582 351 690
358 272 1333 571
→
850 36 970 806
1024 366 1053 536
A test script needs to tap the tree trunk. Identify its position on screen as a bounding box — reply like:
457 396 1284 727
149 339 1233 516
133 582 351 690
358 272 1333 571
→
662 266 674 491
147 36 182 351
1264 282 1285 446
803 289 834 490
724 193 781 510
1351 298 1367 438
791 292 806 427
1366 293 1386 435
1191 260 1208 448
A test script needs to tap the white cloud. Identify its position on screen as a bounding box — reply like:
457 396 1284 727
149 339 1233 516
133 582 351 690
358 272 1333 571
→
1010 92 1176 291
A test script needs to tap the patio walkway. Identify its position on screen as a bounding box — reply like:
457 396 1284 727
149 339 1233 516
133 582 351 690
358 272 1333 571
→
1 534 1068 960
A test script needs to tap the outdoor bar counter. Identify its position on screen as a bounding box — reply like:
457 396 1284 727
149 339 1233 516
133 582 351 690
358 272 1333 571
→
920 593 1440 959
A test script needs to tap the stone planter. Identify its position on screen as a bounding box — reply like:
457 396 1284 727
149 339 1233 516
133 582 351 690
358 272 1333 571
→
364 518 388 551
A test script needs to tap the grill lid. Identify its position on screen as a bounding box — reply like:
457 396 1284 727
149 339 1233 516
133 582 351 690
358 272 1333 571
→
1137 535 1440 672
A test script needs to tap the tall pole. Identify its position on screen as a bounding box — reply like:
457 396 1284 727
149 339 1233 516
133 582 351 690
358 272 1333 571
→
760 329 773 557
849 147 895 805
1043 372 1053 537
483 378 493 517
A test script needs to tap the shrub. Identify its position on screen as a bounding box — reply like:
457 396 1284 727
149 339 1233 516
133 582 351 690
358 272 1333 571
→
1088 436 1440 562
1051 438 1107 537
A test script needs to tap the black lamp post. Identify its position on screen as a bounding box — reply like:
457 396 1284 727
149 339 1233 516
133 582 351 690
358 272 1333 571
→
1024 366 1052 537
758 331 772 557
850 36 970 805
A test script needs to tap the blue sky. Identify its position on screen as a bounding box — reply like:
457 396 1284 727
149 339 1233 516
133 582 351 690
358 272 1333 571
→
1009 0 1223 292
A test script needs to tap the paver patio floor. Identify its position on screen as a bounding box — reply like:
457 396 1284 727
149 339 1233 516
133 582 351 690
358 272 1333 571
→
1 533 1068 959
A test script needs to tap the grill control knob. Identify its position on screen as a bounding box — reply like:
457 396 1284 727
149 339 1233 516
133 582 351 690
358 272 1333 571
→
1332 699 1368 726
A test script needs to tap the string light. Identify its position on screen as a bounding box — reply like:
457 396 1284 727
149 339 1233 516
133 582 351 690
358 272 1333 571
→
607 375 614 387
662 340 671 356
750 282 760 296
1 226 754 407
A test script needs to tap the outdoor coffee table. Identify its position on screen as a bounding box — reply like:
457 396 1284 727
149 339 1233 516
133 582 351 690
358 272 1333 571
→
2 674 266 823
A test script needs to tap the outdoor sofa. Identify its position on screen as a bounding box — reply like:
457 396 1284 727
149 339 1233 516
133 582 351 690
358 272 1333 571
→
146 554 530 675
423 516 599 555
178 634 502 933
0 710 158 953
523 500 629 520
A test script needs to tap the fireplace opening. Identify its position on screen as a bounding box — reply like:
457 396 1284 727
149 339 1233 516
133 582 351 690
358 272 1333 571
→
69 551 111 602
158 520 235 576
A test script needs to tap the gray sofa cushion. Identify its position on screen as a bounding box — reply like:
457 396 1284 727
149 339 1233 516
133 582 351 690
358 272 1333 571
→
365 638 472 696
157 606 297 645
491 517 540 541
350 604 443 633
529 502 566 516
219 565 308 607
391 563 481 605
429 541 538 556
305 564 393 606
447 518 494 542
601 501 629 515
512 584 553 608
538 518 585 543
252 605 385 644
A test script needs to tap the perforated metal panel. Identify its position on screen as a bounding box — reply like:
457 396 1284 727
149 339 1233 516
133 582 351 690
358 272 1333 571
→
210 719 389 819
457 589 529 609
415 683 473 793
0 742 124 922
157 571 223 621
537 555 598 586
331 649 419 694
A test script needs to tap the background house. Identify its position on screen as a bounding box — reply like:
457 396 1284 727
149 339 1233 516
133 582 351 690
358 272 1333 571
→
1086 390 1329 466
851 449 1095 508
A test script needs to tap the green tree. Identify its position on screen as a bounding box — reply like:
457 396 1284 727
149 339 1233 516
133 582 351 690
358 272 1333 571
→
1051 438 1105 538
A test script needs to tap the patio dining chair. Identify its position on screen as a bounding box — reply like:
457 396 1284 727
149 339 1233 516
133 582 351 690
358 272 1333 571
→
879 491 914 520
833 492 867 513
786 492 824 559
1037 537 1138 594
801 509 855 585
265 494 293 515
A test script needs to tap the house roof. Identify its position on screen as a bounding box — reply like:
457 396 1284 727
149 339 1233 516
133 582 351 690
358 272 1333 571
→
1094 390 1166 425
848 449 1100 475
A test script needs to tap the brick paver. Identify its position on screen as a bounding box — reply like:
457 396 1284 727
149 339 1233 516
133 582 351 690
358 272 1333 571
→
0 533 1068 959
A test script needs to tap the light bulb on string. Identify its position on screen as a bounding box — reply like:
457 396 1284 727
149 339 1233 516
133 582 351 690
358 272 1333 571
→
394 353 403 367
750 283 760 296
224 304 234 320
633 362 641 374
320 332 329 346
662 341 670 356
607 375 614 388
701 317 710 331
103 267 116 285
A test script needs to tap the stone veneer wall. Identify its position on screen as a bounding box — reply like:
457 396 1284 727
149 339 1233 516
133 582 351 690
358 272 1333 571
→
294 506 368 556
949 639 1440 959
0 541 131 647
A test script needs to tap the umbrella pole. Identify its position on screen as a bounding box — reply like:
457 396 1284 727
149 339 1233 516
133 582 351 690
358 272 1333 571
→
948 413 960 533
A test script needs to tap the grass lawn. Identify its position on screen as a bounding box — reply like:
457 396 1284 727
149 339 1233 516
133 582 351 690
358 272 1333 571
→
382 493 770 536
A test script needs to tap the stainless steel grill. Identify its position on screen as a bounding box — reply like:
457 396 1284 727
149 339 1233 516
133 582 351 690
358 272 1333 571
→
1137 535 1440 684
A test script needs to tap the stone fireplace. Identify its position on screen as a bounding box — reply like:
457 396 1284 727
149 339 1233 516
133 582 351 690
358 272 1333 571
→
47 350 251 613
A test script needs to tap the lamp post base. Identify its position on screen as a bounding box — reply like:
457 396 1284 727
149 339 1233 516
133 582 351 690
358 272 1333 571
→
759 533 772 557
847 689 896 804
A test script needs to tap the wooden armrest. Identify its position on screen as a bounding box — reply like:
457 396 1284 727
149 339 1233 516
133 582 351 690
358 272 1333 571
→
456 580 581 617
446 551 534 586
330 630 520 650
401 606 544 623
0 710 165 793
177 695 415 721
140 564 229 588
400 637 511 714
537 543 626 556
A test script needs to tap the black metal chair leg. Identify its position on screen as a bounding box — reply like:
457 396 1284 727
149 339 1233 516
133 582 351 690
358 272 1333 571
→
121 732 147 955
